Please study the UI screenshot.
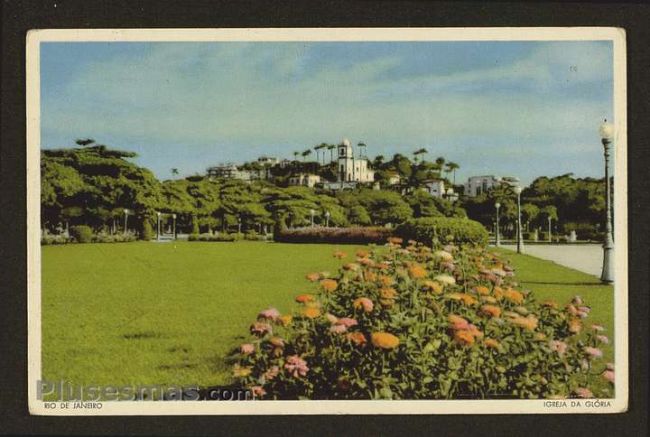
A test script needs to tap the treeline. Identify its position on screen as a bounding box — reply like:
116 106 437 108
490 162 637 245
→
461 174 609 240
41 143 466 238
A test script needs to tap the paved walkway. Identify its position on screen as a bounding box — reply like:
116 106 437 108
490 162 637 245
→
500 244 604 277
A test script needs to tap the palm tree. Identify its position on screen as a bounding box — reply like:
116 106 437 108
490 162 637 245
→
357 142 367 158
327 144 336 162
435 156 446 168
75 138 95 147
315 143 328 165
414 147 428 162
373 155 385 167
445 162 460 184
171 168 179 178
293 151 300 161
301 149 312 161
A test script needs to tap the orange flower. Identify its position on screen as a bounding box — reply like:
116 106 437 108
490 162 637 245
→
269 336 285 348
422 280 443 294
493 286 504 300
447 293 478 306
387 237 403 245
363 270 377 282
358 257 375 267
503 288 524 304
408 264 427 279
448 314 470 330
333 250 348 259
278 314 293 326
320 279 338 292
295 294 315 303
484 338 501 350
305 272 320 282
541 300 559 309
371 332 400 349
481 304 502 318
454 330 475 346
356 249 370 258
378 275 395 287
347 331 367 346
376 262 390 270
568 318 582 334
343 263 360 271
474 285 490 296
380 287 397 299
302 307 321 319
353 297 374 312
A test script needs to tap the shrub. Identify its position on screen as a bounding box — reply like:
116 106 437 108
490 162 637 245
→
563 222 602 241
141 219 154 241
94 233 138 243
41 234 72 245
523 230 538 241
232 241 613 400
274 226 393 245
69 225 93 243
395 217 489 247
188 232 239 242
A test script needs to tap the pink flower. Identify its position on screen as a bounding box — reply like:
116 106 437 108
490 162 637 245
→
549 340 568 356
584 346 603 359
336 317 358 328
251 386 266 397
574 387 594 398
264 365 280 381
572 295 583 305
250 322 272 337
596 335 609 344
258 307 281 321
329 324 347 334
590 324 605 332
284 355 309 378
602 369 615 383
353 297 374 313
566 304 579 316
240 343 255 355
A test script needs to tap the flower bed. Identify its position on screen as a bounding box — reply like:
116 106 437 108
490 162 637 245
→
232 238 614 399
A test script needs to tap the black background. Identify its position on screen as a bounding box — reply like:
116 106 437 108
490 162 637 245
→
1 1 649 435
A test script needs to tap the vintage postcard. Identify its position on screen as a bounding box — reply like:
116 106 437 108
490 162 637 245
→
27 27 628 415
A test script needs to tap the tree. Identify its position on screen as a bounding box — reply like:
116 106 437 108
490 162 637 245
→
75 138 95 147
413 148 428 163
327 144 336 163
301 149 312 162
445 162 460 184
293 151 300 161
521 203 540 231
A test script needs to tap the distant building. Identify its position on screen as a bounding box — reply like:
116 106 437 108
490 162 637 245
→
423 179 446 198
464 175 501 197
207 164 251 181
257 156 279 166
278 159 292 169
288 173 321 188
386 172 401 186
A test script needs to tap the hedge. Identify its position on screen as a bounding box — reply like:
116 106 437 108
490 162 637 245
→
395 217 488 246
69 225 93 243
188 233 241 242
274 226 393 244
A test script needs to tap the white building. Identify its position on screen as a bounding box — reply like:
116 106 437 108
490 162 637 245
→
423 179 446 198
337 138 375 183
386 172 401 186
464 175 501 197
257 156 279 166
207 164 252 181
288 173 321 188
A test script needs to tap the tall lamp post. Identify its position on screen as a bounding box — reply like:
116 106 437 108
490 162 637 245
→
547 215 552 242
514 186 524 254
599 120 615 283
123 209 129 235
172 214 177 240
156 211 161 241
495 202 501 247
324 211 331 228
310 209 315 227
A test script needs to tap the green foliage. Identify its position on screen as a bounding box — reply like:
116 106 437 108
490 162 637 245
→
69 225 93 243
396 217 489 246
141 218 155 241
188 233 241 242
233 243 613 399
338 189 412 226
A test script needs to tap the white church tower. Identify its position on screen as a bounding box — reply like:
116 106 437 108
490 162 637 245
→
337 138 374 183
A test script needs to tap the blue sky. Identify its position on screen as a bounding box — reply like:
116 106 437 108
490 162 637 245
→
40 41 613 184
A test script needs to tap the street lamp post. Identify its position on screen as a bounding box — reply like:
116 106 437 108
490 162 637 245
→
599 120 615 283
514 186 524 254
310 209 315 227
123 209 129 235
495 202 501 247
325 211 331 228
156 211 161 241
172 214 177 240
547 216 552 242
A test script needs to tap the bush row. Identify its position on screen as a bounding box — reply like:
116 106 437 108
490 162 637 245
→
274 226 393 245
395 217 489 247
42 226 138 245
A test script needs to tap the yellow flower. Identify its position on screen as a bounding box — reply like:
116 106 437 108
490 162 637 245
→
568 318 582 334
433 250 454 262
422 280 443 294
408 264 427 279
387 237 403 245
371 332 400 349
278 315 293 326
233 364 252 377
434 274 456 286
503 288 524 304
380 287 397 299
474 285 490 296
378 275 395 287
320 279 338 293
302 307 321 319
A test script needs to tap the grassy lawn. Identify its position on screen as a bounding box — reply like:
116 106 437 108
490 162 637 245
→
42 242 615 389
493 248 615 363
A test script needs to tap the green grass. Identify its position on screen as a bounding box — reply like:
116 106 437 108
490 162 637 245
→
42 241 364 388
493 248 615 363
42 242 615 390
